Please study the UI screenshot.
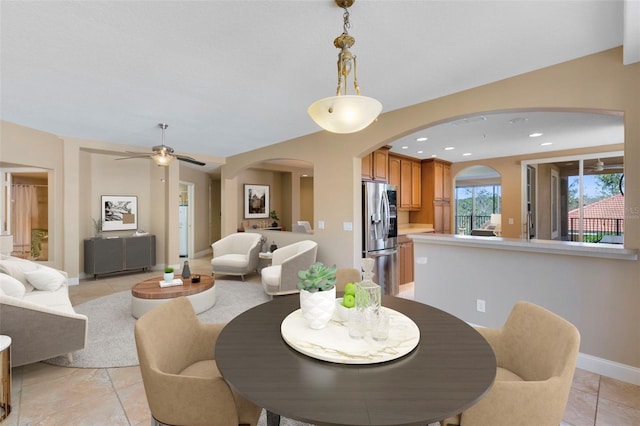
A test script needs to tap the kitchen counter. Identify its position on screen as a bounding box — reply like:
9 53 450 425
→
398 223 434 235
409 233 638 260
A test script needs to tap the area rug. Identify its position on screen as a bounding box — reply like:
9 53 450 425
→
45 280 271 368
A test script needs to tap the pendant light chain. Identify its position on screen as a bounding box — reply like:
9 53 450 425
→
342 5 351 35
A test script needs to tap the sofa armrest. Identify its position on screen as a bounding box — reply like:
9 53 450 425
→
0 295 88 366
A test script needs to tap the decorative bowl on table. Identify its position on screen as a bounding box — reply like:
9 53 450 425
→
335 298 352 321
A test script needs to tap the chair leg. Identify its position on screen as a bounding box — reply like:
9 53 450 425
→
240 274 245 281
67 353 74 363
151 417 171 426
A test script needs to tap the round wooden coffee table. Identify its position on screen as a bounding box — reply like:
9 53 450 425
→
131 275 215 318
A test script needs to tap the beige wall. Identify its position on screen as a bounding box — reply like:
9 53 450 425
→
223 48 640 369
1 47 638 369
0 122 219 277
224 48 639 264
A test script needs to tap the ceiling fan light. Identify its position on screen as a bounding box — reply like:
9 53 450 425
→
308 95 382 134
152 152 174 166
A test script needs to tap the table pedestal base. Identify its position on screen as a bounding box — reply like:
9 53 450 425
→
266 410 280 426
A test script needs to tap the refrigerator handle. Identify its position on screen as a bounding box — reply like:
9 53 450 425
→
381 190 390 238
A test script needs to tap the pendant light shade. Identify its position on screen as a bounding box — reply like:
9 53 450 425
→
308 95 382 134
308 0 381 134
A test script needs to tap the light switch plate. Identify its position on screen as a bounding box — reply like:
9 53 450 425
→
317 220 325 230
343 222 352 231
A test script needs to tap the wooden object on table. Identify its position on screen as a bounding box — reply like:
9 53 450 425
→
0 335 11 421
131 275 213 300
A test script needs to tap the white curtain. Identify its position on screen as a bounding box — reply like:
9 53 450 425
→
11 185 38 254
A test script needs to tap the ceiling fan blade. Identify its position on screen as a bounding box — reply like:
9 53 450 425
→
115 154 151 160
176 154 206 166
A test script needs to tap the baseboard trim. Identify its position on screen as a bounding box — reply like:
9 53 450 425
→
577 353 640 385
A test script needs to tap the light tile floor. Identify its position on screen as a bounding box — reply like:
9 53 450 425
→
4 257 640 425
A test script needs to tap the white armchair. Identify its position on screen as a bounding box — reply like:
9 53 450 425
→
261 240 318 295
210 233 262 280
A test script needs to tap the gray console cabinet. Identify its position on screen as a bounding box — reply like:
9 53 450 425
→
84 235 156 278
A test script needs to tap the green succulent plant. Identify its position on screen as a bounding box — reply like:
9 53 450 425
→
298 262 337 293
164 267 174 273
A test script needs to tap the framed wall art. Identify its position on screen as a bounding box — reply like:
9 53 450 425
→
244 184 269 219
101 195 138 231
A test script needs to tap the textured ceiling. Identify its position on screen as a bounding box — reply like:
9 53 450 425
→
1 1 637 169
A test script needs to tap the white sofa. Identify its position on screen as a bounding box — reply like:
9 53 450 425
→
0 256 87 366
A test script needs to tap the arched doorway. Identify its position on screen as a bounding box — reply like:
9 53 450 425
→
454 165 502 235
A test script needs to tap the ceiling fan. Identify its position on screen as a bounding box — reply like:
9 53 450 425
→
584 158 624 172
116 123 205 166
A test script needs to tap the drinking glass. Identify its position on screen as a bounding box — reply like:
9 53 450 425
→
371 309 389 341
348 309 366 339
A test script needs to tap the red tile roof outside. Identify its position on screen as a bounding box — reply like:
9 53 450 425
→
568 194 625 233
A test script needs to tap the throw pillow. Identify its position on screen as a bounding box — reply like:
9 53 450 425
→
23 267 66 292
0 259 38 292
0 272 26 298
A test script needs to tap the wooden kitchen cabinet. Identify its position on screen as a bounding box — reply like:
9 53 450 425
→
388 155 401 189
389 154 422 211
411 160 422 209
362 147 389 182
409 158 452 233
398 235 414 285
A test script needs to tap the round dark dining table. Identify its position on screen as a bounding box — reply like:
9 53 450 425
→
215 294 496 426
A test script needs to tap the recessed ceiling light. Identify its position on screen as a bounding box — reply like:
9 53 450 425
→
416 137 428 142
540 142 552 146
529 132 543 138
444 146 455 151
431 154 438 158
401 146 408 149
462 153 472 156
417 150 423 154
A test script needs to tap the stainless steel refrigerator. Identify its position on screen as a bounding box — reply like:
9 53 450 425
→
362 181 399 295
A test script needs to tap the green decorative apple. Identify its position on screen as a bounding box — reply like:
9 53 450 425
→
342 294 355 308
344 282 356 297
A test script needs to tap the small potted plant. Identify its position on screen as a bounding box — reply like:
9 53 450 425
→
270 210 279 228
297 262 337 329
163 267 174 283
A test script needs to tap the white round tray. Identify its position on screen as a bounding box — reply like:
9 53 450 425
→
280 307 420 364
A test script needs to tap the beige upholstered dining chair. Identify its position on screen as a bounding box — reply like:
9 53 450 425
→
441 301 580 426
261 240 318 295
211 232 262 280
134 297 261 426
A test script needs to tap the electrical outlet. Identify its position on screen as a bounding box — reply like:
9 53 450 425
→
317 220 325 230
476 299 486 313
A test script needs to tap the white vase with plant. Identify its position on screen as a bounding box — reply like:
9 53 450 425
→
163 267 174 283
297 262 337 329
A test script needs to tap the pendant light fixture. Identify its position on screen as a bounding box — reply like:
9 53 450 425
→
308 0 382 134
